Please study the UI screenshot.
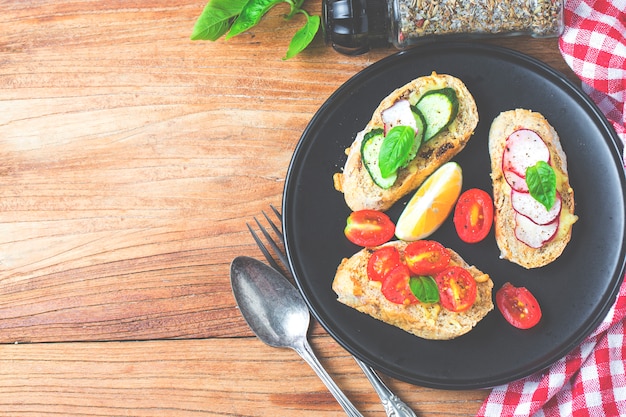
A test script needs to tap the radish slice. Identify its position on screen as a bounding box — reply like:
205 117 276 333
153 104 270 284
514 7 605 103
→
502 129 550 177
504 170 529 192
511 190 561 225
514 213 559 248
382 99 417 134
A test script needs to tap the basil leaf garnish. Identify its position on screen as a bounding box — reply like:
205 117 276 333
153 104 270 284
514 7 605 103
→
378 126 416 178
191 0 320 59
191 0 248 41
409 276 440 304
227 0 283 39
526 161 557 210
283 14 320 60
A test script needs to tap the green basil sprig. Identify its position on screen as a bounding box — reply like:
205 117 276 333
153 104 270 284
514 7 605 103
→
378 126 416 178
526 160 557 210
191 0 320 60
409 276 440 304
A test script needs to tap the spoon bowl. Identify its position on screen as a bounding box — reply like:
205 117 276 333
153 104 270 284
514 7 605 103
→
230 256 309 348
230 256 363 417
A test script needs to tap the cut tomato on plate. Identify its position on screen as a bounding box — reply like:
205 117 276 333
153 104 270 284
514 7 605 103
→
344 210 395 247
496 282 542 329
453 188 494 243
435 266 477 312
381 264 419 305
367 246 401 282
404 240 451 275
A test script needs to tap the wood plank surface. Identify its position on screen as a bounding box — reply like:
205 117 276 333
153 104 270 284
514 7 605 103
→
0 0 580 415
0 337 489 416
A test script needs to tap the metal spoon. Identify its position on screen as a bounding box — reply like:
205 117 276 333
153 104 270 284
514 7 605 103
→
231 256 417 417
230 256 363 417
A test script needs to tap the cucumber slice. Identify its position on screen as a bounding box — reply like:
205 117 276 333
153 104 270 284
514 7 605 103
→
416 88 459 142
361 129 397 189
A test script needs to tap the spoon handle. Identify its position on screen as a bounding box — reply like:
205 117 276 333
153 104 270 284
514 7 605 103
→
293 338 364 417
353 358 417 417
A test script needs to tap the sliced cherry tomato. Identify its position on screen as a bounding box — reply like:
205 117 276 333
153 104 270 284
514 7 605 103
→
381 264 419 305
496 282 542 329
453 188 494 243
344 210 395 247
367 246 402 282
404 240 451 275
434 266 477 312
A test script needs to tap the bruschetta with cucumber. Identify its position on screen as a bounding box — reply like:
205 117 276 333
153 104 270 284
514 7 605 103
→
489 109 578 269
333 72 479 212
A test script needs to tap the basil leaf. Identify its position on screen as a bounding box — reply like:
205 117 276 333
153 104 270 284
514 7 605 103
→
283 14 320 60
379 126 416 178
526 161 557 210
191 0 248 41
409 276 440 304
226 0 283 39
191 0 318 58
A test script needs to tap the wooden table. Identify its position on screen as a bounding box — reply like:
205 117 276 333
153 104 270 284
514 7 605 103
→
0 1 579 416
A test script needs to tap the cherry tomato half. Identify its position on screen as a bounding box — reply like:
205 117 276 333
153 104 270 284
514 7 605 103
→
381 264 419 305
453 188 494 243
434 266 477 312
404 240 451 275
344 210 395 247
367 246 402 282
496 282 542 329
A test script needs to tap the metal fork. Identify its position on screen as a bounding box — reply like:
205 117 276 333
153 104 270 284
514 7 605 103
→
248 205 418 417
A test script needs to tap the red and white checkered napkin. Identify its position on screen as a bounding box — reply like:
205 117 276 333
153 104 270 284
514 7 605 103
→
478 1 626 416
559 0 626 152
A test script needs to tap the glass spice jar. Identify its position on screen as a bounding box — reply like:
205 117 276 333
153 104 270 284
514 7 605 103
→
323 0 564 55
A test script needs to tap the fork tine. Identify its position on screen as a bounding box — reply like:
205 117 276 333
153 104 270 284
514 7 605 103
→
253 215 289 270
268 205 289 265
270 204 282 222
246 222 283 272
262 210 284 243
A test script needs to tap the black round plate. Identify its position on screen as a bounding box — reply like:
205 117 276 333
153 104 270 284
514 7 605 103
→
282 42 626 389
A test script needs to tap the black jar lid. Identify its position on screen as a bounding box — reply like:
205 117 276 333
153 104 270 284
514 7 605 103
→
322 0 389 55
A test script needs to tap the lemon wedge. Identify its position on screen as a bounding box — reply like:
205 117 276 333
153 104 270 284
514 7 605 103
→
395 162 463 241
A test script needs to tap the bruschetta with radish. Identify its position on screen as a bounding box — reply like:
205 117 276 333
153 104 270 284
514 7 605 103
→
489 109 578 269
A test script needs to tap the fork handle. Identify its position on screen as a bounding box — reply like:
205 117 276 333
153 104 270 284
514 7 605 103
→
354 358 417 417
293 338 364 417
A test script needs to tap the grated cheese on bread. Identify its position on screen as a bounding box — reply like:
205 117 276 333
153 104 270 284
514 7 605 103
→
332 240 494 340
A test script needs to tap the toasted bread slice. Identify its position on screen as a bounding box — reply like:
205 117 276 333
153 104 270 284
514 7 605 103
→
332 241 493 340
333 72 479 212
489 109 578 269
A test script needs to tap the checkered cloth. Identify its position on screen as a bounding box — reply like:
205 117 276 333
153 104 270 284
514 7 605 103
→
478 1 626 416
559 0 626 152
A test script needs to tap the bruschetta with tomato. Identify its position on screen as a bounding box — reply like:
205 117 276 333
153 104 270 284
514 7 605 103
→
333 72 479 212
332 240 494 340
